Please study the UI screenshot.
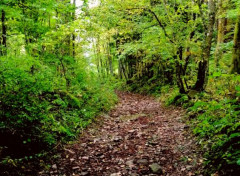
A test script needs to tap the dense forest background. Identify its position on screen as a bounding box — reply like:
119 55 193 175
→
0 0 240 175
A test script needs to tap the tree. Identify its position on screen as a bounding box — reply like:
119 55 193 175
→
230 12 240 74
215 0 228 67
193 0 216 91
0 9 7 55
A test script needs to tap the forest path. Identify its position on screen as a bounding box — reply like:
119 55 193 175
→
45 92 203 176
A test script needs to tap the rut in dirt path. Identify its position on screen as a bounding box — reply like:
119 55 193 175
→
44 92 203 176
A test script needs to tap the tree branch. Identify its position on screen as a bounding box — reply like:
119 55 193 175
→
126 7 175 44
140 23 158 33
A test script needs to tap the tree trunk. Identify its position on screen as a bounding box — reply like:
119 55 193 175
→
1 10 7 55
176 47 186 93
230 14 240 74
107 40 113 75
119 61 123 79
108 55 113 75
120 59 128 80
72 0 76 57
215 0 227 67
193 0 216 91
60 58 70 89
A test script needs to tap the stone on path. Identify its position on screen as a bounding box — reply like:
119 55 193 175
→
126 160 134 167
110 172 121 176
149 163 163 174
137 159 148 165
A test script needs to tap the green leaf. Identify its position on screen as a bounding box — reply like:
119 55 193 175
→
237 159 240 165
212 72 222 77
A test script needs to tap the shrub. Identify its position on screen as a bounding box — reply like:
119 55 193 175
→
0 55 117 163
188 98 240 174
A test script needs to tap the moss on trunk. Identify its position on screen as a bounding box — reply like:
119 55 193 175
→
230 14 240 74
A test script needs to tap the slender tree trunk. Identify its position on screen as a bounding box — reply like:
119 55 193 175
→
107 40 113 75
176 47 186 93
215 18 226 66
1 10 7 55
93 39 100 75
49 15 51 28
21 0 29 50
108 54 113 75
120 59 128 80
230 14 240 74
119 61 123 79
215 0 227 67
96 36 105 77
72 0 76 57
60 58 70 88
100 57 105 78
194 0 216 91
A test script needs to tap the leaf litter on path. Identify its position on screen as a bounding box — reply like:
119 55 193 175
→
41 91 203 176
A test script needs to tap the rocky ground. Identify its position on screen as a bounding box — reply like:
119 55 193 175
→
40 91 203 176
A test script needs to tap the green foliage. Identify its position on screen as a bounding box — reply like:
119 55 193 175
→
0 1 119 170
1 0 240 175
92 0 240 174
188 98 240 173
158 74 240 174
0 55 117 163
166 93 189 106
181 73 240 174
0 0 120 174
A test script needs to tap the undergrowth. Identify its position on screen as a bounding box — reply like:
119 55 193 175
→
0 55 118 175
158 74 240 175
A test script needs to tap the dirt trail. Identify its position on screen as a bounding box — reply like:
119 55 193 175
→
42 92 203 176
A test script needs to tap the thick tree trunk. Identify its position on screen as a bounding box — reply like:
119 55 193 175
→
193 0 216 91
194 60 208 91
230 14 240 74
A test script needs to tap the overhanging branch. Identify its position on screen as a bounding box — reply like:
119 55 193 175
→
126 7 175 44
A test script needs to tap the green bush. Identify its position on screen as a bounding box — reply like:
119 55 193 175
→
188 98 240 174
0 55 117 162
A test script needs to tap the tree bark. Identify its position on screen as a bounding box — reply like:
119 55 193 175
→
72 0 76 57
120 59 128 80
230 14 240 74
176 47 186 93
107 39 113 75
1 10 7 55
60 58 70 88
108 53 113 75
193 0 216 91
215 0 227 67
